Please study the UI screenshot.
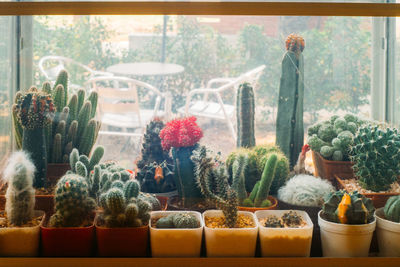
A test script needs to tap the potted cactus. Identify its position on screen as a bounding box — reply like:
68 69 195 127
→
160 116 205 210
41 173 97 256
276 34 305 168
150 211 203 257
136 118 176 197
0 152 44 256
336 124 400 207
308 113 365 180
236 82 256 148
95 179 153 257
192 146 258 257
318 190 376 257
375 196 400 256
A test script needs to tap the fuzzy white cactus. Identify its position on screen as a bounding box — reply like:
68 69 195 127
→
2 151 36 226
277 174 335 207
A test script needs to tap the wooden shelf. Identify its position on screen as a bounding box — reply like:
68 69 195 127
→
0 257 399 267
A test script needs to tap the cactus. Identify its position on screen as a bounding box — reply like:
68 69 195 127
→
137 118 172 169
156 213 199 229
276 34 305 168
231 154 248 204
192 146 238 228
156 215 175 228
49 174 96 227
254 154 277 207
277 174 335 207
384 196 400 223
14 88 55 188
322 190 375 224
236 82 255 148
160 117 204 208
2 152 36 226
53 69 68 108
350 125 400 192
136 161 176 193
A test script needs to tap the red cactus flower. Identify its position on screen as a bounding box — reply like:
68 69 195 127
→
159 116 203 151
65 181 70 188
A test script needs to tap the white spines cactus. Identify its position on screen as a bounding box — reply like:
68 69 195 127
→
277 174 335 207
2 151 36 226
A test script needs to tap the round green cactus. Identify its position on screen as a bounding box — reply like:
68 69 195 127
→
156 215 175 228
320 145 334 159
318 124 336 142
172 213 199 228
332 150 343 161
308 134 328 153
384 196 400 223
334 118 347 131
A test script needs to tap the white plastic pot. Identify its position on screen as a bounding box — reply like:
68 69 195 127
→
203 210 258 257
375 208 400 257
255 210 313 257
318 210 376 257
150 211 203 257
0 210 44 256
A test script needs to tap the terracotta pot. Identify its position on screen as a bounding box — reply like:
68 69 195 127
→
46 163 70 183
312 151 354 181
0 210 44 256
238 196 278 212
156 196 168 211
277 199 322 257
95 215 149 257
41 215 95 257
335 175 400 208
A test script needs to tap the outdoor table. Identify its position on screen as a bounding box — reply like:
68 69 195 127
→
106 62 184 78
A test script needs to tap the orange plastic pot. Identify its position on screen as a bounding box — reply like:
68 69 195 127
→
238 196 278 212
41 215 95 257
95 216 149 257
312 151 354 181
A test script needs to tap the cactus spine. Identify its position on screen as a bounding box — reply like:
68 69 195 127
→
276 34 305 168
3 152 36 226
231 154 248 204
384 196 400 223
236 82 255 148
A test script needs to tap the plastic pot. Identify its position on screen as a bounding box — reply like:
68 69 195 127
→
0 210 44 256
375 208 400 257
203 210 258 257
318 210 376 257
95 215 149 257
238 196 278 212
150 211 203 257
41 215 95 257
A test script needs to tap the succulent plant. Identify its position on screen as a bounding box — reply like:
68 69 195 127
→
236 82 255 148
384 196 400 223
350 125 400 192
282 211 303 227
322 190 375 224
277 174 335 207
136 161 176 193
2 152 36 226
155 213 199 229
264 216 284 228
192 146 238 228
49 173 96 227
276 33 305 168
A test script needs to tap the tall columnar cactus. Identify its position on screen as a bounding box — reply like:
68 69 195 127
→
350 125 400 192
231 154 248 204
192 146 238 228
14 87 55 188
49 173 96 227
384 196 400 223
2 152 36 226
236 82 255 148
13 70 101 164
322 190 375 225
160 117 204 208
276 34 305 168
137 118 172 169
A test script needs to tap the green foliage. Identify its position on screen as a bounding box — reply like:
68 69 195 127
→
236 82 255 148
350 125 400 192
254 154 278 207
384 196 400 223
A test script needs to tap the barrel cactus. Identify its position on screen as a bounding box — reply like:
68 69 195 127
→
236 82 255 148
155 213 199 229
350 125 400 192
384 196 400 223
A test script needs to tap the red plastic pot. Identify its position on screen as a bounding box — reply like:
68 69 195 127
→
95 215 149 257
41 215 95 257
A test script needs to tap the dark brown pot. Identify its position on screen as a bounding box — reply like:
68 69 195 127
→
238 196 278 212
277 199 322 257
46 163 70 184
95 215 149 257
335 175 400 208
41 215 95 257
312 151 354 181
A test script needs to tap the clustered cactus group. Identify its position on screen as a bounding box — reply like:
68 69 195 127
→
308 114 365 161
155 213 199 229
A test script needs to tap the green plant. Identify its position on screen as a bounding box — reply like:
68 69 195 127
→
192 146 238 228
49 173 96 227
3 152 36 226
14 87 55 188
350 125 400 192
236 82 255 148
231 153 248 204
276 34 305 168
384 196 400 223
156 213 199 229
277 174 335 207
322 190 374 225
136 161 175 193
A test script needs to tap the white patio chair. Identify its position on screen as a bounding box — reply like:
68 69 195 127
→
87 76 170 139
38 56 113 91
178 65 266 141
